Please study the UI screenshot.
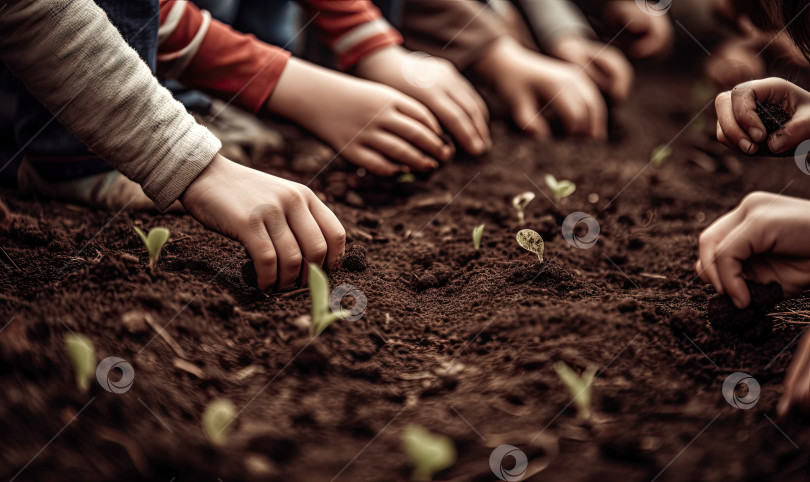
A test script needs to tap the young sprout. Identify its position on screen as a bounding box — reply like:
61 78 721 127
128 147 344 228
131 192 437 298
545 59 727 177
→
202 398 236 446
133 226 170 271
516 229 544 263
554 362 597 420
650 144 672 168
544 174 576 204
472 224 485 251
309 263 349 337
64 334 95 393
512 191 535 224
401 425 456 482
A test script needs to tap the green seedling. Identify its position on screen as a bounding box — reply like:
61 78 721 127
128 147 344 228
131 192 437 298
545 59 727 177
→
309 263 349 337
516 229 544 263
202 398 236 446
544 174 576 204
555 362 597 420
398 172 417 183
472 224 485 251
650 144 672 169
402 425 456 482
64 334 95 393
512 191 535 224
133 226 170 271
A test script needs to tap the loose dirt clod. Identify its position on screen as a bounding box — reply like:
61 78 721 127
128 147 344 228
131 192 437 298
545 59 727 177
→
755 102 791 135
341 244 368 272
707 281 783 339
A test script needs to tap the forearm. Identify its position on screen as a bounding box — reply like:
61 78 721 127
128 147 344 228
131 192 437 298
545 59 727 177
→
0 0 221 210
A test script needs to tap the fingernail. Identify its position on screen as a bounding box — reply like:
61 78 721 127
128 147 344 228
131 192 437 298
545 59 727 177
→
732 297 747 309
770 134 785 152
473 138 485 154
738 138 753 153
749 127 765 142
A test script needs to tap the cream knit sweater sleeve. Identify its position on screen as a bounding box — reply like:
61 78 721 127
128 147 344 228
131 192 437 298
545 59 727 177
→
0 0 222 210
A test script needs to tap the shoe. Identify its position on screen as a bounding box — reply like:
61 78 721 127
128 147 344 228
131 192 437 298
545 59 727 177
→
16 159 182 212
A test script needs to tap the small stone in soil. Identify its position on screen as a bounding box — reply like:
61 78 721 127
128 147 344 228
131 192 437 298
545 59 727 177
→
341 244 368 272
755 102 791 135
707 281 782 338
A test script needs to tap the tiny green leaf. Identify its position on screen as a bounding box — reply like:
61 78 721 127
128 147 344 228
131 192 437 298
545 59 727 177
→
202 398 236 445
472 224 485 251
544 175 576 203
309 263 343 337
516 229 544 263
554 362 597 420
134 226 170 271
398 172 417 183
650 144 672 169
512 191 535 224
64 334 95 393
402 425 456 482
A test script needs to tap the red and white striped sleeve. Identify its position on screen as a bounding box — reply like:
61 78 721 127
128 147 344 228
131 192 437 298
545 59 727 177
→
157 0 291 113
304 0 403 69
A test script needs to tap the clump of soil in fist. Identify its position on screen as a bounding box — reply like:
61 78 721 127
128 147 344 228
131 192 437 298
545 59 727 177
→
708 281 783 339
341 244 368 272
755 102 791 135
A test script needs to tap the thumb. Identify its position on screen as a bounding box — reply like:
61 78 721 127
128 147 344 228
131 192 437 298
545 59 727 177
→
730 78 793 143
768 109 810 154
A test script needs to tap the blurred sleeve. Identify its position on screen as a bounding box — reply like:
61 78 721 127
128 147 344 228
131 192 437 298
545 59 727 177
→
303 0 403 69
158 0 291 113
402 0 508 70
0 0 222 211
514 0 597 49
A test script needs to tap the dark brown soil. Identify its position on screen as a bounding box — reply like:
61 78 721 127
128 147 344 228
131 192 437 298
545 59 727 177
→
708 281 783 340
755 102 791 135
2 70 810 482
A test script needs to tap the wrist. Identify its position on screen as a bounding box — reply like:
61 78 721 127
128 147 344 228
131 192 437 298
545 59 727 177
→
181 153 227 206
474 36 521 77
354 45 406 79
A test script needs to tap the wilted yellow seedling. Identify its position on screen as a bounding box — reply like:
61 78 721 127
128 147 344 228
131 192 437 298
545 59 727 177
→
555 362 597 420
134 226 170 271
650 144 672 168
402 425 456 481
512 191 535 224
64 334 95 393
544 174 576 204
516 229 544 263
472 224 485 251
202 398 236 446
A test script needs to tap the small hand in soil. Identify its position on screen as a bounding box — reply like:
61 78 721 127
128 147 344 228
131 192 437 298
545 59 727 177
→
755 102 791 135
707 281 782 339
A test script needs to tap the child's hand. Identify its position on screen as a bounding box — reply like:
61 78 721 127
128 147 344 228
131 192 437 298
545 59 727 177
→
778 329 810 418
268 58 451 175
696 192 810 308
181 154 346 291
355 46 491 155
475 37 607 140
604 0 673 58
547 35 634 103
715 78 810 155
